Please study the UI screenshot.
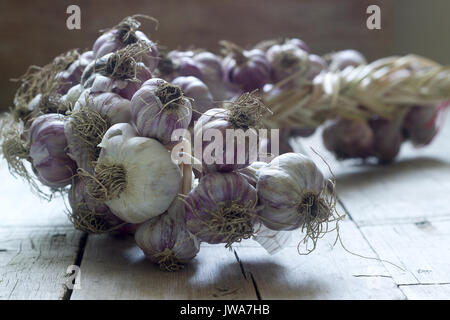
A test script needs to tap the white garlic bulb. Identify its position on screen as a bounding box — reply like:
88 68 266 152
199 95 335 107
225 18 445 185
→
256 153 329 231
88 123 182 224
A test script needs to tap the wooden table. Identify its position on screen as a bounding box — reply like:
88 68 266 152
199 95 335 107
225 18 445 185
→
1 117 449 300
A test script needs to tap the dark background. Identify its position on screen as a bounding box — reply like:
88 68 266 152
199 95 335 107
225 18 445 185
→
1 0 449 111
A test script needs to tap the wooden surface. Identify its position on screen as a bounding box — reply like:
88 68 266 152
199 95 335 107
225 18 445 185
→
1 116 450 300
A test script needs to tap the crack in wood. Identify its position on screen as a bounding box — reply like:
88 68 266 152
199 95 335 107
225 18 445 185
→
62 232 88 300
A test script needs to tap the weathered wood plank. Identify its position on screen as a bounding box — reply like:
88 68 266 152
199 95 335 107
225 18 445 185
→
70 234 257 300
358 219 450 286
0 226 82 300
0 159 83 300
399 284 450 300
234 214 405 299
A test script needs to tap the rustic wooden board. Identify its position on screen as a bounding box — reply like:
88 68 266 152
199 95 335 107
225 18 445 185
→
70 234 257 300
399 284 450 300
234 214 405 300
0 159 83 300
0 226 82 300
359 219 450 286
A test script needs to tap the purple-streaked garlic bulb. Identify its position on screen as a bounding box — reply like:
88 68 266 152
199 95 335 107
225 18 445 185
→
158 50 203 80
83 123 181 224
403 105 440 147
55 51 94 95
93 16 158 71
322 119 374 159
68 177 125 233
82 42 154 88
171 76 214 123
237 161 267 188
193 51 229 100
221 41 271 92
193 93 266 172
254 38 310 53
256 153 332 236
29 114 76 188
89 62 152 100
266 41 309 85
135 198 200 271
369 117 403 164
184 172 258 247
130 78 192 146
328 49 367 72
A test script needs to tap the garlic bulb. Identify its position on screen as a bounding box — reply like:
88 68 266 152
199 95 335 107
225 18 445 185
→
85 123 182 224
55 51 94 94
237 161 267 187
135 198 200 271
266 41 310 85
193 51 229 100
307 54 328 80
29 114 76 188
222 41 271 92
193 92 266 172
159 50 203 80
403 105 439 147
171 76 214 123
256 153 332 233
130 78 192 146
93 16 158 71
369 117 403 164
322 119 374 159
184 172 257 246
88 63 152 100
75 91 131 125
62 84 84 107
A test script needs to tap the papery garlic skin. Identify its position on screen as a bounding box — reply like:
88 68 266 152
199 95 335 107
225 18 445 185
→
185 172 257 245
89 63 152 100
266 42 310 85
135 198 200 270
55 51 94 94
130 78 192 146
93 29 158 72
194 108 259 173
223 48 271 92
172 76 214 123
76 91 132 125
68 177 124 232
237 161 267 188
62 84 84 107
257 153 325 231
97 123 182 224
29 114 77 188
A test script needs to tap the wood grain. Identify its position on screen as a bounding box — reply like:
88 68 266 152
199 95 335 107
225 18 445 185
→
0 226 82 300
70 235 256 300
234 209 405 300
